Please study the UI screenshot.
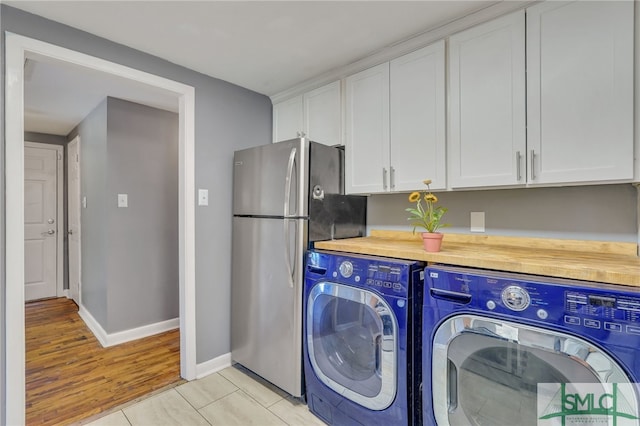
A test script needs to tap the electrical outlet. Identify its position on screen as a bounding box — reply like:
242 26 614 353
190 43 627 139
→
470 212 485 233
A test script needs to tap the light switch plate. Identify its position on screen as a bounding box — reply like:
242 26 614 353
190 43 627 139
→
198 189 209 206
118 194 128 208
470 211 485 233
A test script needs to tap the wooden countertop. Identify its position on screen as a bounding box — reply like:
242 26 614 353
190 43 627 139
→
314 230 640 287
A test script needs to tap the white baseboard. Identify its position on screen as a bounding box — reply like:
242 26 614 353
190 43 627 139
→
78 305 179 348
195 352 232 379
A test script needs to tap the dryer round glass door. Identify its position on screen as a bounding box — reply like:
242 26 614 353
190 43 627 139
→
306 282 397 410
431 314 638 426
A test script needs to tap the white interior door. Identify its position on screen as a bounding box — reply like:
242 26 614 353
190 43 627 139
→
67 136 81 305
24 142 62 301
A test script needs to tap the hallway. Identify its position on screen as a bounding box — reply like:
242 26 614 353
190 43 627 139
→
26 298 181 425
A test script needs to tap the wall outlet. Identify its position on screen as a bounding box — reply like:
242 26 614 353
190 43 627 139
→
118 193 128 208
198 189 209 206
470 212 485 233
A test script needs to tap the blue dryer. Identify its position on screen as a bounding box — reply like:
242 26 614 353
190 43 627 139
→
422 265 640 426
304 250 424 425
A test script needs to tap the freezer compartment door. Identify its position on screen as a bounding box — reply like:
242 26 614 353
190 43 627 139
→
230 216 306 397
233 139 308 217
309 193 367 242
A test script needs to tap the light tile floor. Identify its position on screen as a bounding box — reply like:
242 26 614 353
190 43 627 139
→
81 365 325 426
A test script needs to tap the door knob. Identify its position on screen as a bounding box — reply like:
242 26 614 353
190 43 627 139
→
47 218 55 224
47 229 55 235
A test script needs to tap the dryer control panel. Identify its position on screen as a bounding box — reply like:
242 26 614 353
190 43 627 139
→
426 265 640 345
306 250 424 298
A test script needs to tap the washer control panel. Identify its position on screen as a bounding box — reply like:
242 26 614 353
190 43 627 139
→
426 266 640 343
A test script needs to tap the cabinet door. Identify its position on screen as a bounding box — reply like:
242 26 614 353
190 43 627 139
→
273 95 303 143
390 41 446 192
448 10 526 188
304 81 342 146
345 63 390 194
527 1 634 184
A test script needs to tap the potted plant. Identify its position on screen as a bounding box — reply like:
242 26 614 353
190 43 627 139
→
406 179 449 252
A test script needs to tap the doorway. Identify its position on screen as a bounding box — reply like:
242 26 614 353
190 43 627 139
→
5 32 197 425
24 141 64 302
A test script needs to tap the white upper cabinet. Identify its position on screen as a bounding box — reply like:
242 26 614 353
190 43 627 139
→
346 42 446 194
390 41 446 191
345 62 390 194
304 81 342 146
272 95 303 143
526 1 634 185
448 10 526 189
272 81 342 145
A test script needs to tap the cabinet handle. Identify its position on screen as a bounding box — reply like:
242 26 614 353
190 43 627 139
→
390 166 395 190
382 168 388 190
530 150 536 181
516 151 522 181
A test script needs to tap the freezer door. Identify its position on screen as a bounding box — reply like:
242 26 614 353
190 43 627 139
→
233 139 308 217
230 216 306 397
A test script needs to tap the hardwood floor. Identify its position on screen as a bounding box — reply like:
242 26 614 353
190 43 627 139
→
25 298 182 425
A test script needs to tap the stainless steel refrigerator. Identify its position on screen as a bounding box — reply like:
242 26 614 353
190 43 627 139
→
231 138 366 397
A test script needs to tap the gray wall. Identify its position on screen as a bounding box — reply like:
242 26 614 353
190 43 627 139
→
71 97 179 333
24 132 66 145
0 6 272 407
106 97 179 332
76 99 109 327
368 184 638 242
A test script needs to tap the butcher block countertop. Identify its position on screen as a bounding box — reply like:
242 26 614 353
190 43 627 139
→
313 230 640 287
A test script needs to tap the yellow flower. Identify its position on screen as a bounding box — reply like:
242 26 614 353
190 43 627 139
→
405 178 449 234
408 192 421 202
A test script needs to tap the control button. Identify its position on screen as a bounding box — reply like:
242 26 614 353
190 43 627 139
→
366 278 374 285
383 282 392 288
354 276 360 282
501 286 531 311
537 309 548 320
339 261 354 278
375 280 382 287
564 315 580 325
584 319 600 329
486 300 496 310
393 283 402 291
332 271 338 278
627 325 640 335
605 322 622 332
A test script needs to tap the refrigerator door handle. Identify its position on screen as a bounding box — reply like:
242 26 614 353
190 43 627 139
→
284 147 297 217
283 218 295 288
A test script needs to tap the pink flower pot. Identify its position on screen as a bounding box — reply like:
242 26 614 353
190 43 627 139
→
421 232 443 252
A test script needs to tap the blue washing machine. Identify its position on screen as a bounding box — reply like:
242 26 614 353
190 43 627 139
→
422 265 640 426
304 250 424 426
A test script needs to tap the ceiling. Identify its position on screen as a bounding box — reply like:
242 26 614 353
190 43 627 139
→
7 0 500 135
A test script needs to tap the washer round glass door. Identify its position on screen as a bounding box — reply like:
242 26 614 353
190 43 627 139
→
431 315 637 426
307 281 397 410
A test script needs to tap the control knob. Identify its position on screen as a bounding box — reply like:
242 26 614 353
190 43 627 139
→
339 261 354 278
501 285 530 311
